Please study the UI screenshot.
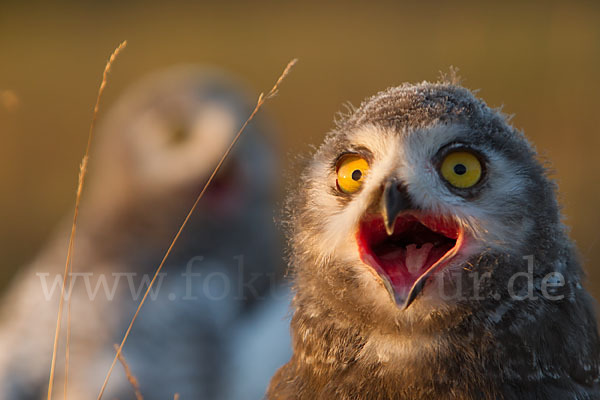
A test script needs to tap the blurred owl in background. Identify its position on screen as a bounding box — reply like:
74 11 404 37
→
0 66 291 399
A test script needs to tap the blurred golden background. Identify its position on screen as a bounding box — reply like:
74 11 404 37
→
1 0 599 299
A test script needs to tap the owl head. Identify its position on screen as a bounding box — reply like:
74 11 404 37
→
85 66 277 223
290 78 580 332
71 66 281 279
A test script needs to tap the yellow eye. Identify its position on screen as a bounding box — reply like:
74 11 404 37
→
440 151 482 188
336 155 369 194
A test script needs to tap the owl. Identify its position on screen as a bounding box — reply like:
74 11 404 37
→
0 66 287 399
267 78 600 399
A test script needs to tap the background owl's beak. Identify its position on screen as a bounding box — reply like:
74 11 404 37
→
381 179 414 235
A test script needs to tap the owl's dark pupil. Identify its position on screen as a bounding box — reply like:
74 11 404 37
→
170 126 189 145
454 164 467 175
352 170 362 181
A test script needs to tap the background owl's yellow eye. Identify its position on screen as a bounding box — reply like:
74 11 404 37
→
440 151 482 188
336 155 369 194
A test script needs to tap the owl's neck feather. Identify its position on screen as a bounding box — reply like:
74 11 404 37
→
268 261 600 399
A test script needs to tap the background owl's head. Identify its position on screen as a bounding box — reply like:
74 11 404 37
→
75 66 280 275
290 79 581 332
86 66 277 224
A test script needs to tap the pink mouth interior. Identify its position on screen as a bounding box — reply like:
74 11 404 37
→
357 214 460 300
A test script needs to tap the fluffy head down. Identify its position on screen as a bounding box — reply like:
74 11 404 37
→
78 66 279 267
270 79 600 399
292 81 566 324
88 66 277 219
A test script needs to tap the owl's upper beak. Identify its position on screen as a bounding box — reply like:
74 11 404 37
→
356 179 464 309
381 180 414 235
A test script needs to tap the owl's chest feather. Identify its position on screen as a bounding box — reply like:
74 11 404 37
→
268 300 600 400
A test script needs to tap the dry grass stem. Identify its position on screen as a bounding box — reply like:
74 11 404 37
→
46 40 127 400
95 58 297 400
113 344 144 400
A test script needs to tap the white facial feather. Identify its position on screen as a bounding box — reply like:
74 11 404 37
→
304 122 536 310
319 126 400 258
311 123 533 260
402 124 534 249
129 101 237 193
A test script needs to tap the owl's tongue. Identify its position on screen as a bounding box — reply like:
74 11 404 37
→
357 214 459 306
380 243 434 275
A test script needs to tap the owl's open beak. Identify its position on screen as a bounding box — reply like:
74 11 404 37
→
356 180 464 309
